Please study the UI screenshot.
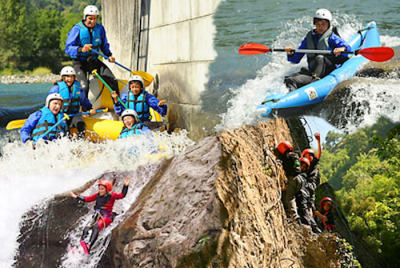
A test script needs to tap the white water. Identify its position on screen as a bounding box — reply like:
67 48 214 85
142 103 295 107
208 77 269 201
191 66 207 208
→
216 15 400 132
0 131 194 267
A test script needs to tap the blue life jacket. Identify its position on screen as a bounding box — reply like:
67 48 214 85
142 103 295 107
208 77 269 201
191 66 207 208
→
31 107 68 142
118 123 146 139
127 91 150 121
71 22 102 60
57 81 81 114
306 28 333 70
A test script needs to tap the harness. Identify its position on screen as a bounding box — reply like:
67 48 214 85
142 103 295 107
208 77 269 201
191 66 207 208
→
31 107 67 142
72 21 102 60
57 81 81 114
127 91 151 121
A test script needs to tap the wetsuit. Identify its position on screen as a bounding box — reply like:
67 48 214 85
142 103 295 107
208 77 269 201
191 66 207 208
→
284 28 351 91
77 185 128 250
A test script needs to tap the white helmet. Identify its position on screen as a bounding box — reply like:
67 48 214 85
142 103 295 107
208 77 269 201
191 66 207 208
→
121 109 139 123
128 75 144 88
60 66 76 76
46 93 64 108
83 5 99 20
314 9 332 23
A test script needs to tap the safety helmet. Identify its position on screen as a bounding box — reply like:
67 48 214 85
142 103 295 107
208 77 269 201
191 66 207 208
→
301 148 315 158
121 109 139 123
98 179 113 192
128 75 144 88
83 5 99 20
60 66 76 77
299 157 310 169
45 93 64 108
314 9 332 24
277 141 293 155
319 197 333 210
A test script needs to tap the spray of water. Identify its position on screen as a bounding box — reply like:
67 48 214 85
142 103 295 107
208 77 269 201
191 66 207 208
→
0 131 194 267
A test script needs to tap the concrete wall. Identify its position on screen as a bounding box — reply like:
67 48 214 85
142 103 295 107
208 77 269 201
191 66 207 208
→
102 0 223 139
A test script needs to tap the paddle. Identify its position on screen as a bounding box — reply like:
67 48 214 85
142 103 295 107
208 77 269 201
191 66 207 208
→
238 43 395 62
89 49 154 87
92 70 128 109
6 108 108 130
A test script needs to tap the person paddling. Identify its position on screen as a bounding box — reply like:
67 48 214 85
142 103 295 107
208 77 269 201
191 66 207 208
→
284 9 351 91
65 5 119 98
49 66 96 139
70 176 130 254
111 75 167 129
118 109 150 139
20 93 68 148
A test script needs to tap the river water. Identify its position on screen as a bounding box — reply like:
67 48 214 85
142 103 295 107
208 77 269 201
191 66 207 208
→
1 0 400 267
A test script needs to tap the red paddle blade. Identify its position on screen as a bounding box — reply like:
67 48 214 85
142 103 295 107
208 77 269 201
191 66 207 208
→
358 47 395 62
238 43 270 55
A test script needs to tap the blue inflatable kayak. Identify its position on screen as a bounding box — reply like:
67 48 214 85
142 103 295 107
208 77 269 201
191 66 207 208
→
256 21 381 117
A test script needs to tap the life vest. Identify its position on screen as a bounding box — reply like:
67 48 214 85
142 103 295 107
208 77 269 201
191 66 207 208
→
57 81 81 114
31 107 67 142
119 123 146 139
126 91 150 121
306 27 333 70
71 21 102 60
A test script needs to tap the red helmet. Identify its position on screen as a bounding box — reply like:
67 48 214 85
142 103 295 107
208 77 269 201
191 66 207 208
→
301 148 315 158
98 179 113 192
299 157 310 169
319 197 333 210
277 141 293 155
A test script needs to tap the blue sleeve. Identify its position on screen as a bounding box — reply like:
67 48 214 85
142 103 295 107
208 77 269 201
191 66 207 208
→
80 88 93 111
65 25 81 57
287 37 307 64
146 93 168 116
48 85 59 95
329 33 351 51
113 92 127 116
20 111 41 143
99 24 112 57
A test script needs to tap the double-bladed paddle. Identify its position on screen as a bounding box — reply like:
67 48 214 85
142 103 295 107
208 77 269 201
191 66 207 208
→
238 43 395 62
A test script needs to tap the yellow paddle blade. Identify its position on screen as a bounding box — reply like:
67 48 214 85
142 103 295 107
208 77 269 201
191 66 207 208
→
6 119 27 130
131 71 154 87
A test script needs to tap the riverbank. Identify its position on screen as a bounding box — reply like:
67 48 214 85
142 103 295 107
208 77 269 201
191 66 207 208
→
0 74 59 84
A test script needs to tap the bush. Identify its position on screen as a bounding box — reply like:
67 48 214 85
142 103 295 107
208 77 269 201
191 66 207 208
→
32 67 52 76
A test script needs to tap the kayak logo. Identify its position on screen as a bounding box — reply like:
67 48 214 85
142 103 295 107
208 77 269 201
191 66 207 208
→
305 87 318 101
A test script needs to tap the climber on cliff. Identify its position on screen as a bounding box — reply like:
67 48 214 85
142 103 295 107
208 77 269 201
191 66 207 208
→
69 176 130 254
301 133 322 220
315 197 335 232
285 157 319 233
111 75 167 129
65 5 119 98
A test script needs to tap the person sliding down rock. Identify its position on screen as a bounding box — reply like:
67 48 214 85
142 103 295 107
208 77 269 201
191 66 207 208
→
285 157 319 233
69 176 130 254
276 141 301 210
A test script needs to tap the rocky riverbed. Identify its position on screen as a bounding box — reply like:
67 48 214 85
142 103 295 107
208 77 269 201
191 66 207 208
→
0 74 59 84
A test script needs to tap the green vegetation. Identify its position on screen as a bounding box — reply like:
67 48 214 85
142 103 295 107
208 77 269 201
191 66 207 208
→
0 0 101 74
320 117 400 266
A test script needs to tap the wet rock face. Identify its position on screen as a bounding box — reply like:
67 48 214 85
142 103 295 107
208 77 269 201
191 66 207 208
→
108 119 344 268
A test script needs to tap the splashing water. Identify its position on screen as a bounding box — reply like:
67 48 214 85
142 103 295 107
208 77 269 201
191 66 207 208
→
0 131 194 267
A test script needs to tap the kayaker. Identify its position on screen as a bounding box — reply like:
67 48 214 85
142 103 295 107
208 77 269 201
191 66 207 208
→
69 176 130 254
301 133 322 218
48 66 96 139
111 75 167 129
20 93 68 148
65 5 119 98
315 197 335 232
118 109 150 139
284 9 351 91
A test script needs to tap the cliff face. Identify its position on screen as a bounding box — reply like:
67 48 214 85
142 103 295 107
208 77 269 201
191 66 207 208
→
15 119 348 268
101 0 222 139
